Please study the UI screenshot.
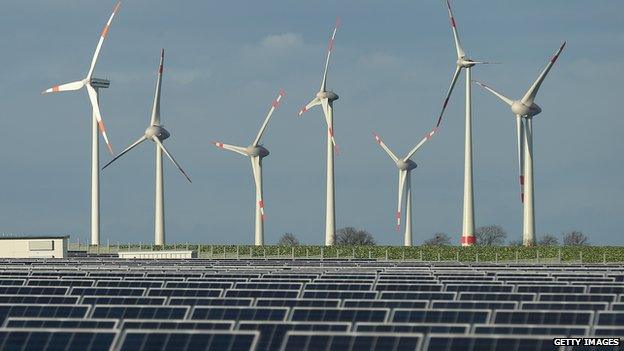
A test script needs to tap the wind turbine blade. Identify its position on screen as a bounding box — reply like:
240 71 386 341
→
251 156 265 221
404 128 437 161
252 89 285 146
473 80 514 106
86 2 122 80
101 135 147 170
436 66 462 127
86 84 113 155
445 0 466 58
320 17 341 92
150 49 165 126
521 41 566 105
212 141 248 156
516 116 525 203
298 97 321 116
372 132 399 164
321 99 338 154
396 170 408 232
42 80 85 94
153 137 192 183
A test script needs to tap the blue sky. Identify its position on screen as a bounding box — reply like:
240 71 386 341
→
0 0 622 245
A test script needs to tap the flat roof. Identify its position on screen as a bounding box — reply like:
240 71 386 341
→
0 235 69 240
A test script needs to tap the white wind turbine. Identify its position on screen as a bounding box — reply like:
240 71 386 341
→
435 0 496 246
373 128 437 246
298 18 340 246
42 2 121 246
213 90 285 246
102 50 192 246
475 42 566 246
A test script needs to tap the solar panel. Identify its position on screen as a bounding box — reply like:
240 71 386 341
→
304 283 373 291
471 323 588 336
302 290 378 300
117 330 259 351
379 292 456 301
191 307 288 321
424 333 561 351
458 292 536 301
256 299 341 308
588 286 624 294
147 288 222 297
70 287 146 296
593 326 624 336
91 305 189 320
444 284 513 293
0 286 68 295
520 302 608 311
0 279 25 286
0 329 118 351
290 308 389 323
121 319 234 331
537 293 616 303
95 280 164 288
431 301 518 310
375 284 442 292
81 296 166 306
226 289 299 299
238 322 350 351
0 304 90 324
355 322 469 334
280 331 423 351
169 297 253 307
493 310 594 325
0 295 79 305
4 317 118 329
391 309 490 324
164 281 233 289
235 283 303 290
596 312 624 325
343 300 429 309
26 279 95 287
516 285 585 294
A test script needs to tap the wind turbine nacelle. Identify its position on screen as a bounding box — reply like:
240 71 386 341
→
89 78 110 89
317 91 339 102
457 58 476 68
247 145 269 158
145 125 170 141
511 101 541 117
397 159 417 171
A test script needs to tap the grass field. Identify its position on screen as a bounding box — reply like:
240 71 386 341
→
69 244 624 263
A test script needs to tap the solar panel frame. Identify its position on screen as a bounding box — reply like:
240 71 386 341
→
0 328 120 351
191 306 289 322
147 288 223 298
430 301 518 310
391 308 491 324
354 322 470 334
120 319 234 331
471 323 589 336
255 298 341 308
3 317 118 329
169 297 254 307
520 301 609 311
80 296 167 306
379 292 457 301
493 310 594 325
0 295 79 305
0 304 92 324
70 287 147 296
90 305 190 320
290 307 390 323
302 290 379 300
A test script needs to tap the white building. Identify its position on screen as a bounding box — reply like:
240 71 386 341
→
118 250 196 259
0 235 69 258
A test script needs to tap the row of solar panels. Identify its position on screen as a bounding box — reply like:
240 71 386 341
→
3 294 624 308
0 327 620 351
0 305 624 325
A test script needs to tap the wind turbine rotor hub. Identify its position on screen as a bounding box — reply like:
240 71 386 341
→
397 159 417 171
316 91 339 102
247 145 269 158
457 58 476 68
145 125 170 141
511 101 540 117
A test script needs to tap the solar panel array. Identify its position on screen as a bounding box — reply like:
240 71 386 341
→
0 258 623 350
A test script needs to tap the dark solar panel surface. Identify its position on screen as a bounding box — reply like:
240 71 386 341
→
118 330 258 351
281 331 423 351
424 334 560 351
0 329 117 351
239 322 350 351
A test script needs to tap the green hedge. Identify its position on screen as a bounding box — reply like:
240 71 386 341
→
72 244 624 263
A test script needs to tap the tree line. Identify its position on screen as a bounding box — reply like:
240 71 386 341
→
277 225 590 246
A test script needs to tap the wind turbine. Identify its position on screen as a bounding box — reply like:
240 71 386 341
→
373 128 437 246
298 18 340 246
435 0 496 246
213 90 285 246
475 42 566 246
42 2 121 246
102 50 192 246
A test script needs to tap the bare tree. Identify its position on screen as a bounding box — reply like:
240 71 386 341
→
563 231 588 246
423 233 451 246
335 227 376 245
538 234 559 246
475 225 507 246
277 233 300 246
